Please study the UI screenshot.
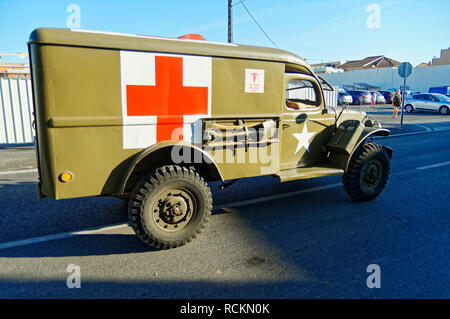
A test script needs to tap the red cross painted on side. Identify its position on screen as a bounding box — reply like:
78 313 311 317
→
126 56 209 142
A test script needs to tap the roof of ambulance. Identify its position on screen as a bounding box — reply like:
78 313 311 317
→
29 28 310 69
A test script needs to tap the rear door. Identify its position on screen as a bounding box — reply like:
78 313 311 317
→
412 94 425 110
280 74 335 170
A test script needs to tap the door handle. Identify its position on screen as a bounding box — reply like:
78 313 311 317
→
282 124 290 129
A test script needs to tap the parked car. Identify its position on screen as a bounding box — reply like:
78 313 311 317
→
375 92 386 104
404 93 450 115
379 90 394 103
429 86 450 97
347 90 372 105
337 91 353 105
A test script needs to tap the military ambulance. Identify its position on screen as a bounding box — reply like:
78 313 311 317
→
28 28 392 249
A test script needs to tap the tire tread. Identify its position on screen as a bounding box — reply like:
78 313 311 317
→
128 165 212 249
343 142 390 202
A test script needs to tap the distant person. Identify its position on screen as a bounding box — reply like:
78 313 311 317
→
392 89 401 119
371 91 377 107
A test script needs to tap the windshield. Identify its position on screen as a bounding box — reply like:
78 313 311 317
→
317 76 334 91
433 94 450 101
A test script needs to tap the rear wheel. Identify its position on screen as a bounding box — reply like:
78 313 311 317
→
439 105 449 115
128 165 212 249
343 143 390 202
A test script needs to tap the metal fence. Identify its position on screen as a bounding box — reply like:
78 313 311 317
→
0 78 35 145
324 87 338 107
0 79 338 146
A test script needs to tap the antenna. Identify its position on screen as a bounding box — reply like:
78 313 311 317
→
228 0 232 43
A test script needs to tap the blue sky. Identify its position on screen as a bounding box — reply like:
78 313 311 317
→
0 0 449 66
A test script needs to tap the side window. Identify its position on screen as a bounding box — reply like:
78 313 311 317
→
424 95 432 101
431 96 439 102
285 79 318 110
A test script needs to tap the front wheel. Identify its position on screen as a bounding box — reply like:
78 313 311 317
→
343 143 390 202
128 165 212 249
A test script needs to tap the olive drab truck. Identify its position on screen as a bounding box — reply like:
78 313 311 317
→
28 28 393 249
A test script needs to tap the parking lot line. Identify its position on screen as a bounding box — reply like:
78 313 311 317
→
0 183 343 251
1 157 449 251
0 223 128 251
412 124 433 132
0 168 38 176
416 161 450 170
214 182 342 210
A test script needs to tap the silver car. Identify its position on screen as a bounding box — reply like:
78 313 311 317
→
404 93 450 115
348 90 372 105
338 90 353 105
375 92 386 104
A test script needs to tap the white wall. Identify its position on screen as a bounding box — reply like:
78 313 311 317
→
320 64 450 93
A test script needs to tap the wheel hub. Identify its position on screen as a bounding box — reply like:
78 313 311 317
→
152 189 195 231
159 195 188 224
361 159 382 189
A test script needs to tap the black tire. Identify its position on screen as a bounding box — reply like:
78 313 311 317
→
128 165 212 249
404 104 414 113
439 105 449 115
343 142 390 202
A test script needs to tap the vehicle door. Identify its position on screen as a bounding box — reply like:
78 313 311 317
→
412 94 425 110
280 73 335 170
422 94 435 111
429 95 441 112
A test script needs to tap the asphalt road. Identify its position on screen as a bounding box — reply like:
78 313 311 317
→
0 120 449 298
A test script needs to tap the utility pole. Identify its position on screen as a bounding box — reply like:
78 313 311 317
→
228 0 232 43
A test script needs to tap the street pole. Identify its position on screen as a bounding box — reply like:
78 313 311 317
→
401 76 406 129
228 0 233 43
397 62 412 129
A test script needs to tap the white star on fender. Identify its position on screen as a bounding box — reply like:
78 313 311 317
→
293 123 316 153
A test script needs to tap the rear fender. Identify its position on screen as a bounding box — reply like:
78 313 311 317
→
119 141 223 195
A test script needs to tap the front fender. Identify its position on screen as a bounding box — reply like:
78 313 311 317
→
345 127 392 171
327 120 391 172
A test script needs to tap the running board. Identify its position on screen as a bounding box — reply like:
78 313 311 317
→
276 165 344 182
